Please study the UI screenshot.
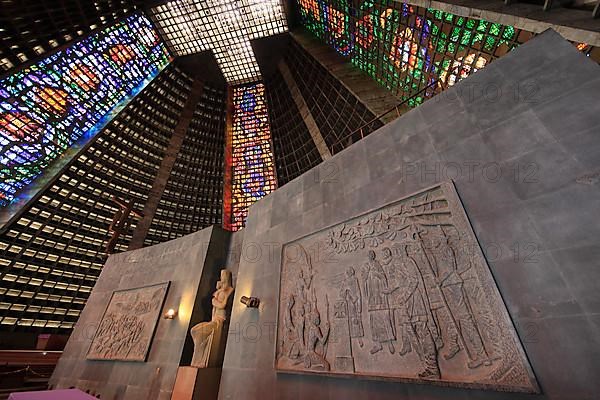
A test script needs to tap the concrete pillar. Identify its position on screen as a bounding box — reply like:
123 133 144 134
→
277 59 332 161
128 79 205 250
290 32 401 124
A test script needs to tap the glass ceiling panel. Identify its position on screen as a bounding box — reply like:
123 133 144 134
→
150 0 288 84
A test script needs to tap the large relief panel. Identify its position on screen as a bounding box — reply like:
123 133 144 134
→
275 182 538 393
87 282 170 362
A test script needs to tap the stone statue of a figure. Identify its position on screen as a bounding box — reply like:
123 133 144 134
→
190 269 234 368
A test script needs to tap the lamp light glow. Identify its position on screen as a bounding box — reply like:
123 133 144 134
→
164 308 177 319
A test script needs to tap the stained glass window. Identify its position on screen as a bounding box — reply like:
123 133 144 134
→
296 0 534 106
0 13 171 209
228 83 277 231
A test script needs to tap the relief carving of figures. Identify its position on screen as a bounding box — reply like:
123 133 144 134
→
405 227 462 362
87 282 169 362
381 245 441 379
363 250 395 355
278 246 330 371
304 306 330 371
276 182 539 393
341 267 364 348
329 266 363 372
421 227 493 369
190 269 234 368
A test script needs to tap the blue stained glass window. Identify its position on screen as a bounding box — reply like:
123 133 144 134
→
0 13 171 208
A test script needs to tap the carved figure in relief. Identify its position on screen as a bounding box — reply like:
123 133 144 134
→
303 308 330 371
190 269 234 368
277 183 539 393
294 249 315 347
282 295 302 361
340 267 364 348
409 225 492 369
382 245 441 379
294 279 308 350
332 298 355 372
280 245 331 370
425 229 492 368
363 250 395 355
380 247 413 354
93 313 145 358
405 226 460 361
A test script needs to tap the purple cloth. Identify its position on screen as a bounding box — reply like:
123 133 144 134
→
9 389 97 400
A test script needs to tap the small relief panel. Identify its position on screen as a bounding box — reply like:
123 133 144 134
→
87 282 170 362
275 182 538 393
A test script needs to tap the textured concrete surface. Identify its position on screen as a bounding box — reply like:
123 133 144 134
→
220 30 600 400
129 80 205 250
50 226 231 399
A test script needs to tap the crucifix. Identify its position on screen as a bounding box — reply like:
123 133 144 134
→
105 196 143 254
149 0 288 84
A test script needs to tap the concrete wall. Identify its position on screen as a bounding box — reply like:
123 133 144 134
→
50 226 231 399
219 30 600 400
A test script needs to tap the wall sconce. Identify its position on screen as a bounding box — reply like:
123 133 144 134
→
164 308 178 319
240 296 260 308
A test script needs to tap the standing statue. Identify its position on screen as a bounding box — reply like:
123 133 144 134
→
190 269 234 368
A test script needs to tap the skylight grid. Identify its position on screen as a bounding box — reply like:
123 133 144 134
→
241 0 288 39
214 39 262 84
150 0 288 83
151 1 208 54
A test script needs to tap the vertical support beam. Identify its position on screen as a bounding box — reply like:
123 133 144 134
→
128 79 205 250
290 32 400 124
277 59 332 161
222 87 234 232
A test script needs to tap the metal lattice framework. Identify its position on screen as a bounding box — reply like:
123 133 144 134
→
3 0 600 335
145 84 227 245
295 0 600 107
